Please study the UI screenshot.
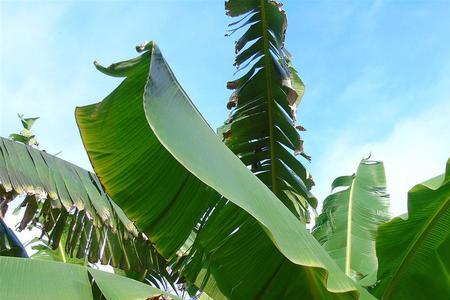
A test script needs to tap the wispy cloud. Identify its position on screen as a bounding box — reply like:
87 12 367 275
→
312 69 450 216
0 2 109 171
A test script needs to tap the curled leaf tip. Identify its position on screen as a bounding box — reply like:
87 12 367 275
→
136 41 153 53
363 152 372 160
295 125 306 131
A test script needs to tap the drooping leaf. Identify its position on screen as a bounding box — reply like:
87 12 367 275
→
221 0 315 222
0 256 180 300
0 137 175 287
371 158 450 299
312 159 390 282
76 41 374 299
27 232 87 265
31 243 87 265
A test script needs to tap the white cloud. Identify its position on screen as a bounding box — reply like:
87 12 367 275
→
313 97 450 217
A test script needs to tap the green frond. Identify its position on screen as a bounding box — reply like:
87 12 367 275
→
313 159 390 281
75 41 374 300
0 256 180 300
372 158 450 299
221 0 315 222
0 137 176 288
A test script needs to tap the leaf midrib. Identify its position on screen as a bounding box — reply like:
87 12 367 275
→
383 193 450 299
259 0 278 195
344 176 356 276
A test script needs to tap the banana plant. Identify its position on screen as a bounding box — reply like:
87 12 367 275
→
75 40 373 299
371 158 450 299
313 158 450 300
0 136 178 289
0 256 179 300
221 0 315 222
313 159 390 281
0 0 448 299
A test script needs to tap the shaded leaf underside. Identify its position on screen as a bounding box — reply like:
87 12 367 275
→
372 158 450 299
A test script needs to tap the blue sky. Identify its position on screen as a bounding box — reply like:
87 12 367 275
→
1 0 449 219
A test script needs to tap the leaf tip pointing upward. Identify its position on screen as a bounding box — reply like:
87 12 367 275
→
136 41 154 53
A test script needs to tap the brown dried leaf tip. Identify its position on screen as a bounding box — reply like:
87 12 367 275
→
227 92 238 109
226 81 238 90
295 139 304 155
147 295 172 300
222 130 232 140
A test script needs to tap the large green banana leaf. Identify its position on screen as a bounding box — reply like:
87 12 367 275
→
313 160 390 281
221 0 315 222
372 158 450 299
76 41 374 299
0 137 175 286
0 256 179 300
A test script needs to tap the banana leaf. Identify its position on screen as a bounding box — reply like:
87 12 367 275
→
371 158 450 299
312 159 390 282
0 137 175 287
76 41 374 299
0 256 179 300
221 0 315 222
